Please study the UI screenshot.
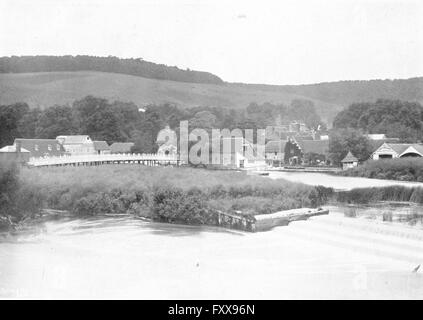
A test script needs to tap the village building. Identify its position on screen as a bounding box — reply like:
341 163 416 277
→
265 140 286 167
209 136 266 169
319 135 329 141
265 138 330 166
372 143 423 160
296 139 330 165
341 151 358 170
93 141 111 155
12 138 66 158
366 134 387 140
56 135 95 155
110 142 135 154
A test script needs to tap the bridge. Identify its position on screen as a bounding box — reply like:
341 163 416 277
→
27 153 181 167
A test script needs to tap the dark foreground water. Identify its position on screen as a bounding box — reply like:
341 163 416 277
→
1 205 423 299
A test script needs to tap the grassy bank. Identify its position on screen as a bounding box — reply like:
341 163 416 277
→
1 165 332 228
336 185 423 204
338 158 423 182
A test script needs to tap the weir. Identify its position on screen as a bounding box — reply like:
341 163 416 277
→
216 208 329 232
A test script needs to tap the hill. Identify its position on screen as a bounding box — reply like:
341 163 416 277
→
0 55 223 85
0 70 422 124
0 71 339 121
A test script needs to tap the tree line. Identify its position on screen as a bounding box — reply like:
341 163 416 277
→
0 55 224 85
0 97 323 153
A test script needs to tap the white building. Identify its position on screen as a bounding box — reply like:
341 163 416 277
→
372 143 423 160
56 135 95 155
341 151 358 170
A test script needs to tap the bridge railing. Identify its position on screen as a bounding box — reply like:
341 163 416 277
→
28 153 179 167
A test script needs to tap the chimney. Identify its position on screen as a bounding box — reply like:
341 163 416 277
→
15 140 22 153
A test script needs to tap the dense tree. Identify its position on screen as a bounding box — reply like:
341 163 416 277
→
333 99 423 142
0 102 29 147
17 108 42 138
328 128 373 165
35 105 77 138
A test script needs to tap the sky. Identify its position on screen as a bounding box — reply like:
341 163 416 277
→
0 0 422 85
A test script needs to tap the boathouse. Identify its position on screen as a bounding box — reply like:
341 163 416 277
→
372 143 423 160
341 151 358 170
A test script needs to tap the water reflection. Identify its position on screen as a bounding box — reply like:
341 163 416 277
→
339 202 423 227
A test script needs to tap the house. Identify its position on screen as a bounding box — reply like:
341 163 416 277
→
341 151 358 170
296 139 330 165
372 143 423 160
13 138 66 158
366 134 387 140
110 142 135 154
0 142 31 165
93 141 111 155
265 140 286 167
56 135 95 155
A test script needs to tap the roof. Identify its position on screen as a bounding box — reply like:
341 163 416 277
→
56 135 92 145
0 145 30 153
14 138 66 157
110 142 134 153
93 141 110 151
376 143 415 155
400 144 423 156
341 151 358 163
265 140 287 153
297 139 329 155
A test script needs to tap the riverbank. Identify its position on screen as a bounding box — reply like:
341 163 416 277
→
337 158 423 182
0 165 332 231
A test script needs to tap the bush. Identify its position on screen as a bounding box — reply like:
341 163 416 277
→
339 158 423 182
151 186 217 225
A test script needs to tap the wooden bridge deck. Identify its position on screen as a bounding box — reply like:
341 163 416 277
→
27 153 181 167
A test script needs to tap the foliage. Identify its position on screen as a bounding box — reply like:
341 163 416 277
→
333 99 423 143
0 102 29 147
328 128 373 165
16 165 332 226
338 158 423 182
0 163 43 229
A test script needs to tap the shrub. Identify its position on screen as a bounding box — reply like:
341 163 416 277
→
339 158 423 182
151 186 217 225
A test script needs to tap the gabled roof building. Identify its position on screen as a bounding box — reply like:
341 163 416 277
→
372 143 423 160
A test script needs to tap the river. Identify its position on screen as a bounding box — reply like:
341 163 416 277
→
267 171 423 190
1 172 423 299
